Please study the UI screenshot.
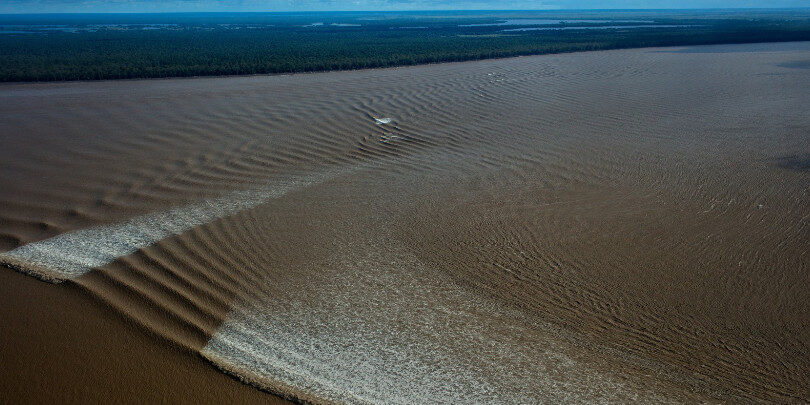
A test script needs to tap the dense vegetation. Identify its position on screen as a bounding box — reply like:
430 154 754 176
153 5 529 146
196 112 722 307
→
1 10 810 82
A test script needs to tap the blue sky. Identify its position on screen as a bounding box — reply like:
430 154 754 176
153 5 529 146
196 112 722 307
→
1 0 808 13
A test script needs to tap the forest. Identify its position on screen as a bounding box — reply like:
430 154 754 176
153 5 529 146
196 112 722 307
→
1 10 810 82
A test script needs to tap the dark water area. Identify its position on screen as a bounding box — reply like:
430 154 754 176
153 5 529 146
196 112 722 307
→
504 24 695 32
460 19 654 27
779 59 810 68
776 154 810 171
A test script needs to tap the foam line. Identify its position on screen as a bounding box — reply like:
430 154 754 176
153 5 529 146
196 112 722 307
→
0 174 328 282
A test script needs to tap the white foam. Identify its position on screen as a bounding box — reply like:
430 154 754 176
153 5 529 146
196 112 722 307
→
202 232 672 404
0 174 330 281
374 117 393 125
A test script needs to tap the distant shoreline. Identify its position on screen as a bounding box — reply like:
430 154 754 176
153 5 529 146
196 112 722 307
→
2 9 809 83
0 39 808 86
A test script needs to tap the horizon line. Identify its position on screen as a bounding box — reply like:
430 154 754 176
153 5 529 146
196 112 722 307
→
2 7 810 15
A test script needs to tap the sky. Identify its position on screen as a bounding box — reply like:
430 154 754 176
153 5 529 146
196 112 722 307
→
1 0 808 13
